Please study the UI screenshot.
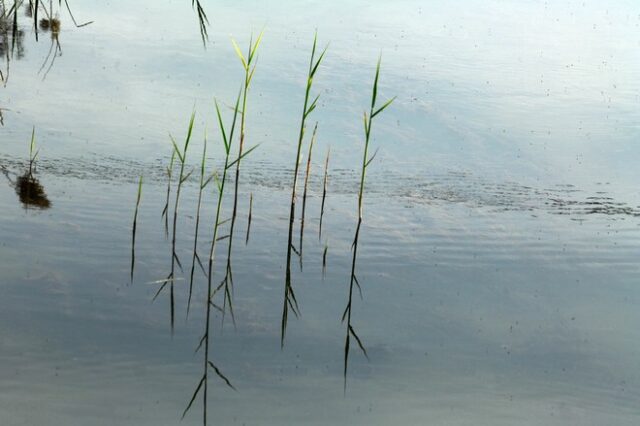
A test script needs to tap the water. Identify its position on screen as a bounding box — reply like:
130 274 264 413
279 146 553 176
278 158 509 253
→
1 1 640 425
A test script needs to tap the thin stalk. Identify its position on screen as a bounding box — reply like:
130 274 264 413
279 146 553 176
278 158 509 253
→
299 122 318 270
282 32 327 348
342 56 394 393
130 175 143 283
319 147 330 240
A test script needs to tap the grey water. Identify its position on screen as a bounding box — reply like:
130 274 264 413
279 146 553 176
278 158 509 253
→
1 0 640 425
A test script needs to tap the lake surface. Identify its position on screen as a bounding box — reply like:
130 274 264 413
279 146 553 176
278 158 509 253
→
1 1 640 425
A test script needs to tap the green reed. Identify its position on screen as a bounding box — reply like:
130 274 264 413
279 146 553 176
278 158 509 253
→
182 94 241 426
282 32 327 348
130 175 143 283
342 56 394 393
154 112 195 331
219 31 263 326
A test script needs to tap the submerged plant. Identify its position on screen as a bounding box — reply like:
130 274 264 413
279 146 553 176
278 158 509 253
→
219 31 263 325
154 112 195 331
342 56 394 393
182 94 242 426
282 32 327 348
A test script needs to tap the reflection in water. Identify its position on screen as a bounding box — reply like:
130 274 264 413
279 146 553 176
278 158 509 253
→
1 165 51 209
37 15 62 79
0 3 25 87
15 170 50 209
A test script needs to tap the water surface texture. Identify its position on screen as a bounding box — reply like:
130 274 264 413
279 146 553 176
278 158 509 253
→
1 1 640 425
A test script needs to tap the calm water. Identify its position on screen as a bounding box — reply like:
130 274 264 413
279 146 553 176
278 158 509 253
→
1 1 640 425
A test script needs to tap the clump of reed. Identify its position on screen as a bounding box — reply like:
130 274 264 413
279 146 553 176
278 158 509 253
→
281 32 327 348
342 56 394 392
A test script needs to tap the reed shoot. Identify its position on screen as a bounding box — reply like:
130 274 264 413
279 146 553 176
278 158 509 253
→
342 56 394 393
282 32 327 348
182 94 241 426
220 31 263 325
155 112 195 331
